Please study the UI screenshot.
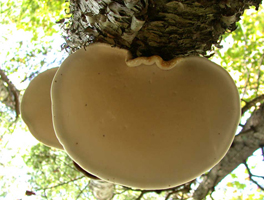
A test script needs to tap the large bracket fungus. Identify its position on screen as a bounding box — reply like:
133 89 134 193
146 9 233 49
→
51 43 240 189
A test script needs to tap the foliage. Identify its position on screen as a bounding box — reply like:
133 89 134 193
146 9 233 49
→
0 0 69 41
23 143 94 199
216 6 264 104
0 0 68 124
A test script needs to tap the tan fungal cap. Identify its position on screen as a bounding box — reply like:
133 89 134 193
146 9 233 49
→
21 68 63 149
51 43 240 189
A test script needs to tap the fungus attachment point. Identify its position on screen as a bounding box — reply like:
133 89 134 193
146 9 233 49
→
21 68 63 149
126 52 183 70
51 43 240 189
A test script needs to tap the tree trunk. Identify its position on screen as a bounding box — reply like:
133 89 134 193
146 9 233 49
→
62 0 261 60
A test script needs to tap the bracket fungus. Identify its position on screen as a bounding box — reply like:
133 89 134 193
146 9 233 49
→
21 68 63 150
51 43 240 189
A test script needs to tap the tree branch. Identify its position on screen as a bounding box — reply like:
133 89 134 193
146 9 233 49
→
261 145 264 159
120 180 194 200
35 176 85 191
241 94 264 115
0 68 20 119
256 53 264 95
243 160 264 191
135 191 145 200
76 183 89 199
193 103 264 200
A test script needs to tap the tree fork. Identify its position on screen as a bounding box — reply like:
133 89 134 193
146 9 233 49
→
61 0 262 60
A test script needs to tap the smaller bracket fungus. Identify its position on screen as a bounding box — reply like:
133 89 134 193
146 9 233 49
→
51 43 240 189
21 68 63 149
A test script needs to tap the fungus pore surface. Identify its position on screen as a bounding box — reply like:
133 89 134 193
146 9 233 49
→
51 43 240 189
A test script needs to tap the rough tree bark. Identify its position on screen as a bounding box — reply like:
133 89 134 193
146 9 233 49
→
58 0 264 199
61 0 262 60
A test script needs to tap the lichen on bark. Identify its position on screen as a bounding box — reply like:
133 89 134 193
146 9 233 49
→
60 0 262 60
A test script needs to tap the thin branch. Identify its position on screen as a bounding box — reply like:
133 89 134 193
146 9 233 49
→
241 94 264 115
72 180 85 198
35 176 85 191
76 183 89 199
114 186 130 195
0 68 20 120
241 99 248 103
256 52 264 95
129 180 195 200
41 189 48 199
209 191 215 200
55 157 76 171
122 179 195 195
242 68 251 99
239 123 245 127
165 190 181 200
243 160 264 191
2 121 18 147
135 191 145 200
165 191 174 200
261 145 264 160
239 21 250 99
